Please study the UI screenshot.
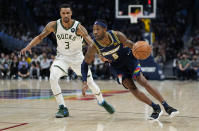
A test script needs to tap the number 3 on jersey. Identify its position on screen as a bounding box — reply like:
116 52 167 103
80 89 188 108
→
65 42 70 49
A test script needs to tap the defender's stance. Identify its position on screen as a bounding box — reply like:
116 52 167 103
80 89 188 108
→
81 20 179 120
20 4 114 118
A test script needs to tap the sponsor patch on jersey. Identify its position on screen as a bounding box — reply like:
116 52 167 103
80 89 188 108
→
71 28 75 33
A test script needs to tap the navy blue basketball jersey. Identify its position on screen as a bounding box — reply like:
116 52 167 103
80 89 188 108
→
93 30 137 67
93 30 128 61
93 30 141 81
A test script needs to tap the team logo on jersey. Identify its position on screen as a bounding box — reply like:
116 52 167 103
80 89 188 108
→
71 28 75 33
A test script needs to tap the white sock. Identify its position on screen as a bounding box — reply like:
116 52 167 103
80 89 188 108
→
87 76 104 104
95 92 104 104
50 68 66 107
55 93 66 107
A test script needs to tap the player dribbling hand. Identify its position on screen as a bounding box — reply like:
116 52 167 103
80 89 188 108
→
20 47 32 55
82 82 89 96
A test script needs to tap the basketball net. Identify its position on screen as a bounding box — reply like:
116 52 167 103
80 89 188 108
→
129 12 141 24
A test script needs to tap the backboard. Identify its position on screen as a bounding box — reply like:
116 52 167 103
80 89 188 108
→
115 0 157 23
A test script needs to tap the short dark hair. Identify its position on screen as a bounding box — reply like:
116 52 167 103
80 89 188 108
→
59 4 72 11
95 19 107 26
94 19 108 28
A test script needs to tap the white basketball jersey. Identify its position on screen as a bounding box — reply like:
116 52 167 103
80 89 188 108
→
55 19 83 56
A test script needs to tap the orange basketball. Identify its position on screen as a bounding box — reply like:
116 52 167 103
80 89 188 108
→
132 41 152 60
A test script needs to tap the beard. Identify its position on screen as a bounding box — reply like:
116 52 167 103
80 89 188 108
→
63 17 69 23
95 33 105 41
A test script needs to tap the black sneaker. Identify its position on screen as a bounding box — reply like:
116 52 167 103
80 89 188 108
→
99 101 115 114
165 106 179 118
55 105 69 118
148 104 163 120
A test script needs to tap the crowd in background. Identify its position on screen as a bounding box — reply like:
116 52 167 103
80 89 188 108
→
0 50 113 80
0 0 198 80
172 30 199 80
173 53 199 80
0 0 34 42
0 51 53 80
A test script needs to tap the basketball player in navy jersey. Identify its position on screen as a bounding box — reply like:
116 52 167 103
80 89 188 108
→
81 19 179 120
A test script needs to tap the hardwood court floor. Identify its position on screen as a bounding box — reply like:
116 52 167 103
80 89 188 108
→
0 79 198 131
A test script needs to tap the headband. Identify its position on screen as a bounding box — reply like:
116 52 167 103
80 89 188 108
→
94 21 107 28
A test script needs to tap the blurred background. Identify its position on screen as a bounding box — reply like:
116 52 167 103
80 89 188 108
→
0 0 199 81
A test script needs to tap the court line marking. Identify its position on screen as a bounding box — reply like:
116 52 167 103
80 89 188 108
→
0 106 198 119
0 123 28 131
0 122 25 124
71 108 199 119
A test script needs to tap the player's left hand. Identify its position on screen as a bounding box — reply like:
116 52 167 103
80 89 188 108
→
82 82 89 96
20 47 32 55
99 55 112 63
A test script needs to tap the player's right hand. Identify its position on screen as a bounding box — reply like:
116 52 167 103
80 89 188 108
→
20 47 32 55
82 82 89 97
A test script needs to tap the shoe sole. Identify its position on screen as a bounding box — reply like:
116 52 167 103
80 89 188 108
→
56 114 69 118
148 110 163 120
169 111 179 118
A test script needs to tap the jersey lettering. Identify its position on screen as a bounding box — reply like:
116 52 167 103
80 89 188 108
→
57 34 77 41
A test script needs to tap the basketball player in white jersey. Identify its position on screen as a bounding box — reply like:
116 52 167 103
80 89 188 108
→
20 4 115 118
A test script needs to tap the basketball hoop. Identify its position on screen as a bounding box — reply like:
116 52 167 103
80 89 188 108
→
129 12 141 24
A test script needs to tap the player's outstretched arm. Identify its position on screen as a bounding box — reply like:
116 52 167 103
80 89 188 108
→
77 24 95 46
77 24 98 95
81 44 97 96
115 31 135 49
20 21 56 55
77 24 97 63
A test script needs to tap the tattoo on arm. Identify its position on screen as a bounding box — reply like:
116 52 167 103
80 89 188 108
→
116 31 134 49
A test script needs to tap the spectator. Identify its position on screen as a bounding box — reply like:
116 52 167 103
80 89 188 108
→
18 56 29 70
93 55 104 79
68 67 77 80
190 55 199 80
30 61 40 79
0 53 6 78
172 58 179 77
10 56 19 79
31 54 40 65
178 54 191 80
18 64 30 79
40 54 51 80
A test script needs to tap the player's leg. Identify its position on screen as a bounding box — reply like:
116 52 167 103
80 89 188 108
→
72 64 115 114
50 60 69 118
135 72 179 117
135 72 164 103
122 78 163 120
87 70 115 114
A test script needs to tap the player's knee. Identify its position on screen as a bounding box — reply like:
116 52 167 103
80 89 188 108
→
50 72 58 81
129 85 137 91
50 67 63 80
122 78 137 90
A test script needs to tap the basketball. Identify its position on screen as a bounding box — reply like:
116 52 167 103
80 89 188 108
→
132 41 152 60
